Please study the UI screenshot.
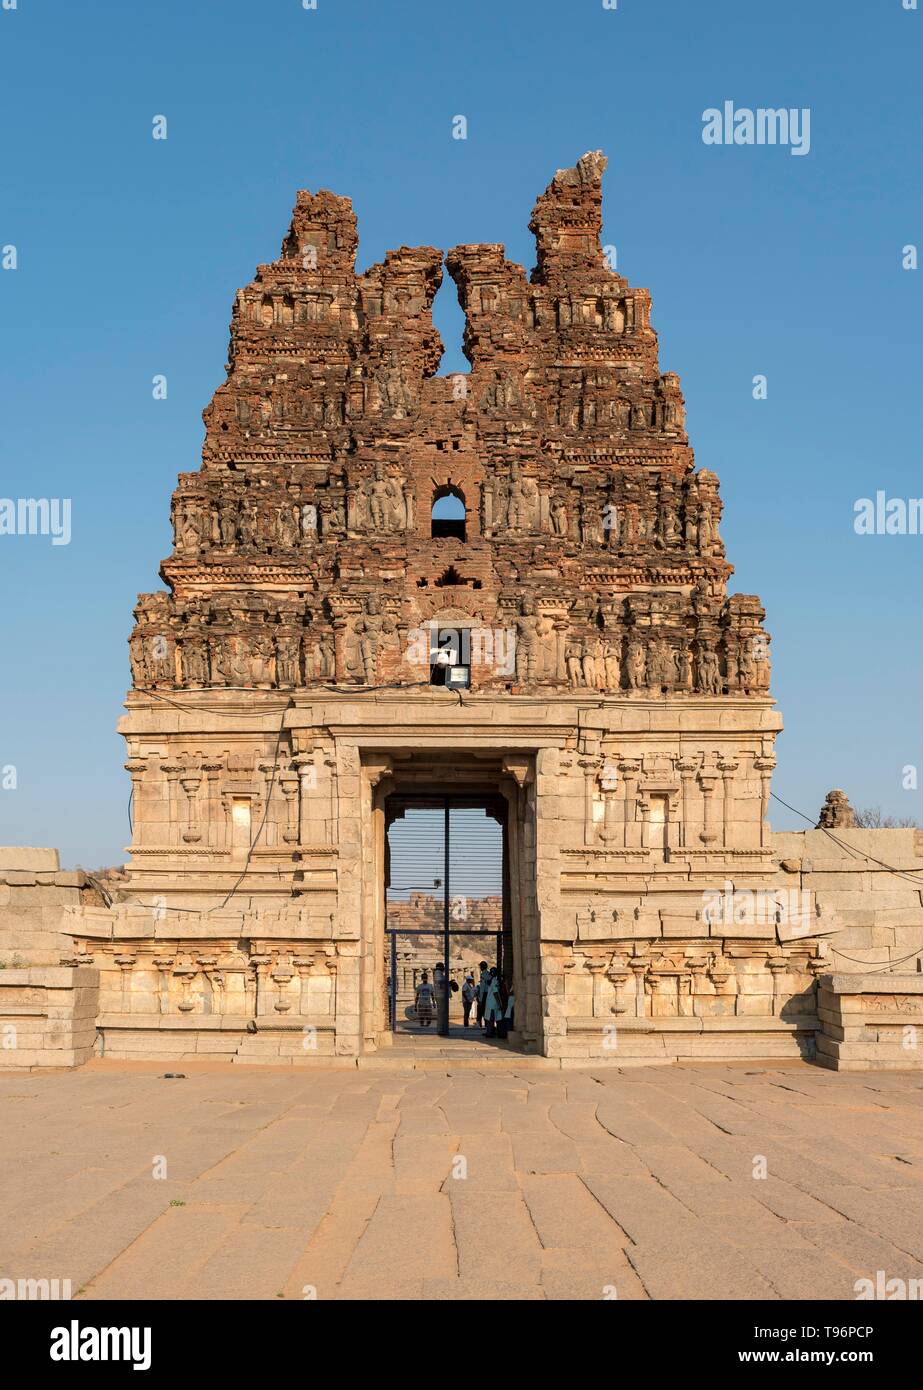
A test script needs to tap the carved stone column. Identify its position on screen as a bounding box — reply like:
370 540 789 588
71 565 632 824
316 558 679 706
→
125 758 147 846
637 791 652 851
598 761 620 845
279 770 300 843
585 954 608 1018
293 748 316 844
114 954 136 1016
152 955 175 1014
180 771 202 843
686 954 708 1017
676 756 698 850
717 756 739 849
767 954 787 1017
201 760 224 849
754 754 776 849
605 954 631 1016
160 761 186 847
698 771 718 845
618 759 641 848
250 954 272 1016
629 954 647 1019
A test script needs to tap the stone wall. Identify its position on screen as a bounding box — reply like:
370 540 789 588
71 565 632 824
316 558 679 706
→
816 974 923 1071
772 828 923 969
3 826 923 1068
0 847 90 967
0 966 99 1070
0 849 101 1070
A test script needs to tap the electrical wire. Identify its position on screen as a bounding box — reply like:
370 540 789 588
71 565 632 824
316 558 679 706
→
771 791 923 888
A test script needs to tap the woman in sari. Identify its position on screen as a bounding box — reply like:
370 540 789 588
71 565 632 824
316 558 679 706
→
483 967 504 1038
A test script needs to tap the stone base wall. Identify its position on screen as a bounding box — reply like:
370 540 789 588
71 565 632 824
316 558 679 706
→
816 973 923 1071
0 966 99 1070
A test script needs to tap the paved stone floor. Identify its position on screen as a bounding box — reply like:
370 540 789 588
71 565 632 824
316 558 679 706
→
2 1060 923 1301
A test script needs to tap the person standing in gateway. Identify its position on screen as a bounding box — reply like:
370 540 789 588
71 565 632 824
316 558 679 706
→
483 967 504 1038
476 961 491 1028
461 973 477 1028
414 971 436 1028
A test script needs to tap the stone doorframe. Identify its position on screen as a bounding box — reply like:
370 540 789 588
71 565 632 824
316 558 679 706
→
358 750 542 1053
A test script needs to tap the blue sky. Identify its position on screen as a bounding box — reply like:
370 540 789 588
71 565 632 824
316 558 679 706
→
0 0 920 865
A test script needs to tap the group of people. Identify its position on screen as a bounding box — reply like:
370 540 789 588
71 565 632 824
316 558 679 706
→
414 960 514 1039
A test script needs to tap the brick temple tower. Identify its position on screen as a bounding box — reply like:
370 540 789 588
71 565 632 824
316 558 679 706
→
66 153 816 1063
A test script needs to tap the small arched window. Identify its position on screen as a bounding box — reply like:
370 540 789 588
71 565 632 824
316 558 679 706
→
431 486 466 541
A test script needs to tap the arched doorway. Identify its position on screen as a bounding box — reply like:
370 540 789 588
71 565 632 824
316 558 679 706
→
431 486 466 541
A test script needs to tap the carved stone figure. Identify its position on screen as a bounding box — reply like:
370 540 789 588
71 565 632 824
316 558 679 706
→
581 636 604 690
175 501 207 554
376 352 414 416
353 461 407 533
277 504 300 548
315 635 335 679
695 645 722 695
566 641 584 687
579 494 603 545
217 634 250 686
345 595 397 684
612 398 630 428
505 463 541 531
180 633 210 686
736 640 757 690
515 597 542 684
131 632 174 687
657 486 677 549
648 638 674 689
550 495 568 537
275 632 301 687
238 499 259 547
604 642 622 690
626 633 647 690
216 497 238 547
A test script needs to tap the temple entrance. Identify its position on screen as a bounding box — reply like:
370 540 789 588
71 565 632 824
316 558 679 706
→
384 794 512 1039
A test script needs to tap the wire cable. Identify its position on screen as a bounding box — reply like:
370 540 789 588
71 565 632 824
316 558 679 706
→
771 790 923 888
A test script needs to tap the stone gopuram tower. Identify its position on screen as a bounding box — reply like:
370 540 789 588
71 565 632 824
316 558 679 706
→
70 152 820 1064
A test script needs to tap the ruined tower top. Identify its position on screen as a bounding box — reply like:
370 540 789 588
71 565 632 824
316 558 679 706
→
529 149 609 279
129 153 771 702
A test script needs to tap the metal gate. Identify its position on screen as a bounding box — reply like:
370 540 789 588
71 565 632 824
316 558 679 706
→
384 793 511 1037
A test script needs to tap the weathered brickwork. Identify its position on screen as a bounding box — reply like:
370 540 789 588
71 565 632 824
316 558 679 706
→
129 151 770 701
